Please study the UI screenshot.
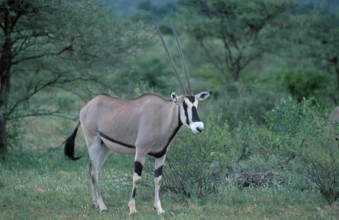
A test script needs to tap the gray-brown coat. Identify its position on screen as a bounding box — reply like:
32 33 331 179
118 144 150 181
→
64 91 211 214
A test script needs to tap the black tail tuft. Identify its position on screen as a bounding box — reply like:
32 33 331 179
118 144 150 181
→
64 122 81 160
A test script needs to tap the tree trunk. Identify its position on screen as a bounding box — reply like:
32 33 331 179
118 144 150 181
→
0 7 13 156
0 66 11 156
232 67 241 82
0 70 9 157
0 117 7 157
0 71 10 156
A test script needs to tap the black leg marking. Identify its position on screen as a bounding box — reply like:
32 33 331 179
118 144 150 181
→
132 188 137 198
89 162 95 182
134 161 143 176
154 165 163 178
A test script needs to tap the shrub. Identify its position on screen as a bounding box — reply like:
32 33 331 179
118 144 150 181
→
266 97 339 202
160 97 339 202
277 69 329 102
162 111 239 198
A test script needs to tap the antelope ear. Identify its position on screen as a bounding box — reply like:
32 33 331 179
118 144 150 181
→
170 92 178 103
195 91 212 101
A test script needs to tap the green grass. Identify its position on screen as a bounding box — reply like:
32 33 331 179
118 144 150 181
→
0 149 338 220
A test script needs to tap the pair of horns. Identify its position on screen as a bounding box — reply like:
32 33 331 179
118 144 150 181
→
155 23 193 96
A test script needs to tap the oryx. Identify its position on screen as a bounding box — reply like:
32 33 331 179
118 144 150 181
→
64 24 211 214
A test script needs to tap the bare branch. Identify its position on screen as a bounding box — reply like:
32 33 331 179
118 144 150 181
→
11 43 73 65
220 29 235 69
198 39 228 80
240 53 261 70
8 109 78 121
6 73 85 117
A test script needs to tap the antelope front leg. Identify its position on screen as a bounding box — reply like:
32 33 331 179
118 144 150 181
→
154 155 166 214
128 157 145 215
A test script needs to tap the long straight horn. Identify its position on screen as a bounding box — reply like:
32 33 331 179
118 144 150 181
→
155 24 187 95
171 24 193 96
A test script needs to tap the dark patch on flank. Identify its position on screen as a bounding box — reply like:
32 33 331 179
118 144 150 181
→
134 161 143 176
98 131 135 149
154 165 163 178
148 150 166 158
148 122 182 158
149 112 182 158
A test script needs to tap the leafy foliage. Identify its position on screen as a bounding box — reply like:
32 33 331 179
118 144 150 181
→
1 0 338 213
162 111 239 198
162 98 338 202
0 0 147 151
266 98 339 202
277 69 329 102
220 82 284 127
174 0 296 81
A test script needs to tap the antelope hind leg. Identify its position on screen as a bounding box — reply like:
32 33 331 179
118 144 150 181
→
154 154 166 214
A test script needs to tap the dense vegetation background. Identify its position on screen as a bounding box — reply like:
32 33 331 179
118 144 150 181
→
0 0 338 219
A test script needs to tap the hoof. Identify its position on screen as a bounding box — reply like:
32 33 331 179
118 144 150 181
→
128 200 137 215
98 204 108 212
99 207 108 212
129 209 137 215
157 210 165 215
154 206 165 215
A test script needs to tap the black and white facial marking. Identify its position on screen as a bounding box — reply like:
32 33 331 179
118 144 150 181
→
171 91 212 134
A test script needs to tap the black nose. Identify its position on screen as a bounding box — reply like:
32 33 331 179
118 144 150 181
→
196 127 203 133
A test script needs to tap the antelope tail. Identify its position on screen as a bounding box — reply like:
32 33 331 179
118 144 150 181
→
64 122 82 160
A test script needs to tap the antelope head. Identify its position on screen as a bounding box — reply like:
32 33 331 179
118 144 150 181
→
156 23 211 134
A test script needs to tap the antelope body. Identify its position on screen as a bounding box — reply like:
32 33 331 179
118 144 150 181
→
64 24 212 214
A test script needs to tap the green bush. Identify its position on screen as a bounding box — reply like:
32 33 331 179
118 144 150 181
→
266 97 339 202
160 97 338 202
162 111 239 198
277 69 329 102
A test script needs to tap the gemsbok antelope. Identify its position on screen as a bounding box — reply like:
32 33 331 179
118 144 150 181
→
64 24 211 214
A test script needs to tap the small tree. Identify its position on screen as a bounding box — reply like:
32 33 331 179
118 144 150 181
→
0 0 145 155
176 0 295 82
